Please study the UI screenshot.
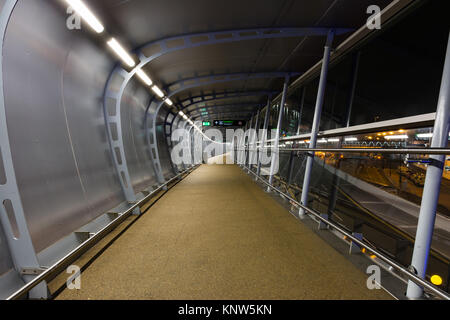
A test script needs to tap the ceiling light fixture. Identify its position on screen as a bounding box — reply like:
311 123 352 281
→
107 38 135 67
164 98 173 106
136 69 153 86
152 85 164 98
65 0 104 33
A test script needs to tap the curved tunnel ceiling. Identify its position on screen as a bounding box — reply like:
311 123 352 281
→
74 0 393 121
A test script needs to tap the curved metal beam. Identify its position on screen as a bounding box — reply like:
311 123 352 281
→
0 0 48 299
104 27 351 188
135 27 352 64
178 90 277 111
166 72 300 96
167 91 274 149
193 110 256 121
162 90 272 131
187 103 264 117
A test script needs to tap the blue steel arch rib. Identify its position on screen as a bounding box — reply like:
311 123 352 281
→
165 72 300 96
167 90 276 145
188 103 264 117
164 91 276 149
178 90 277 112
134 27 352 66
0 0 48 299
163 72 297 133
194 111 256 121
104 27 351 189
160 72 293 161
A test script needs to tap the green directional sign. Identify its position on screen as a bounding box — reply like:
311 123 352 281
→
202 121 211 127
213 120 246 127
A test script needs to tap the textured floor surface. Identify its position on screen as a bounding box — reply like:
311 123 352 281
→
57 165 391 300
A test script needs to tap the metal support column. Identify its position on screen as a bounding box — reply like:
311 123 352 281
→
296 87 306 135
249 109 260 173
345 51 361 128
245 115 254 169
0 0 48 299
288 87 307 185
257 96 272 178
299 30 335 217
287 151 296 186
406 32 450 299
266 75 290 192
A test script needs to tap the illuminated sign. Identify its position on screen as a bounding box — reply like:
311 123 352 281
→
202 121 211 126
213 120 246 127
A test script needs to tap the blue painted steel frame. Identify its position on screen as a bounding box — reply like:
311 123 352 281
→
0 0 48 299
103 26 351 198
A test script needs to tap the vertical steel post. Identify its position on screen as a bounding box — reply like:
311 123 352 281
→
288 87 307 185
296 87 306 135
249 109 260 173
345 51 361 128
266 75 290 192
245 115 253 169
257 96 272 178
406 33 450 299
0 0 48 299
299 30 335 216
287 151 296 186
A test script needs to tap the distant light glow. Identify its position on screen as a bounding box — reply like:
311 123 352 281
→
417 133 433 138
107 38 135 67
345 137 358 142
66 0 104 33
317 139 328 144
328 138 340 142
416 132 450 139
385 135 408 140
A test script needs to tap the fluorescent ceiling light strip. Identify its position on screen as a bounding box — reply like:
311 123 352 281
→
136 69 152 86
66 0 104 33
345 137 358 141
164 98 173 106
107 38 135 67
152 85 164 98
328 138 340 142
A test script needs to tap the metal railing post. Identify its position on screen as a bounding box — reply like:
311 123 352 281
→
345 51 361 128
267 75 290 192
245 115 253 168
257 96 272 178
249 109 260 173
299 30 335 217
296 87 306 135
406 32 450 299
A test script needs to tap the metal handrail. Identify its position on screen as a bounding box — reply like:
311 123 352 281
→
237 147 450 155
242 165 450 300
6 165 198 300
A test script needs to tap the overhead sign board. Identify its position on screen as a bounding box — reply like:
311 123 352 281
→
213 120 246 127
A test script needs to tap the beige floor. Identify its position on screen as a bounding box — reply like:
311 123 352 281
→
57 165 391 300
